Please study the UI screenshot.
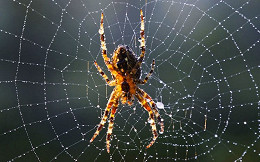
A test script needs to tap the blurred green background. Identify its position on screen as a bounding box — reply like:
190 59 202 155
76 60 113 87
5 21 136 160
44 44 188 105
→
0 0 259 161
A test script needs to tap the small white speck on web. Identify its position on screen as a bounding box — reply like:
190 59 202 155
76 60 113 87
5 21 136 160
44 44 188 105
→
156 102 164 109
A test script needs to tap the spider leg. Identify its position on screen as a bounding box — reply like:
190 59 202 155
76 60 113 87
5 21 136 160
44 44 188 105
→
94 61 116 86
135 91 158 149
139 9 145 66
100 12 118 77
90 88 119 143
99 12 109 63
131 9 146 75
137 59 155 84
137 88 164 134
106 97 119 153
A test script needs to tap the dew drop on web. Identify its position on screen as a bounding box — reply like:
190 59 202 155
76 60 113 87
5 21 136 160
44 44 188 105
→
156 102 164 109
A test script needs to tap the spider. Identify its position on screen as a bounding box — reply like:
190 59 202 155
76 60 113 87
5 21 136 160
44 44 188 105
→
90 9 164 153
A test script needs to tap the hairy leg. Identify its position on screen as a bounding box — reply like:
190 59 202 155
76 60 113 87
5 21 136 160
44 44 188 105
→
94 61 116 86
90 88 119 142
132 9 146 74
135 92 158 149
137 60 155 84
106 98 119 153
99 12 118 76
138 9 146 66
137 88 164 134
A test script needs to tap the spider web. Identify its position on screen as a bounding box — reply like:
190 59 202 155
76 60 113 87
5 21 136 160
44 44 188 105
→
0 0 259 161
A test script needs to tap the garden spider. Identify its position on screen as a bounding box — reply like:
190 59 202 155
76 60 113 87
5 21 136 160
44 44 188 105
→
90 9 164 153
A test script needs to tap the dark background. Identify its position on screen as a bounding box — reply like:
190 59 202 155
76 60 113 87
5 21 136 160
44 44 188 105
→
0 0 259 161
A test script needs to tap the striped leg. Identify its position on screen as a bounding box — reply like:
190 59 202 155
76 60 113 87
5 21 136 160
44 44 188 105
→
131 9 146 74
135 92 158 149
94 61 116 86
106 98 119 153
137 60 155 84
139 9 146 66
99 12 118 77
90 88 118 143
137 88 164 134
99 12 109 63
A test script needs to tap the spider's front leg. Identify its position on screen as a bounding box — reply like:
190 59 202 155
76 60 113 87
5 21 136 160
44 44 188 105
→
99 12 118 77
132 9 146 75
99 12 109 64
138 9 146 66
135 91 158 149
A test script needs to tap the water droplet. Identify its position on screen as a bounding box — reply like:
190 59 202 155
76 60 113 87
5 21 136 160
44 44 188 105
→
156 102 164 109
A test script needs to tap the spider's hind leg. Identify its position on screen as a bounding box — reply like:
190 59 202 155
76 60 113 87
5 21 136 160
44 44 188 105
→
106 98 119 153
137 88 164 134
135 90 158 149
90 88 119 143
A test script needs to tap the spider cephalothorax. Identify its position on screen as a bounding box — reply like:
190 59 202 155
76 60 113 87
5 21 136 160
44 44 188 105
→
90 9 164 153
